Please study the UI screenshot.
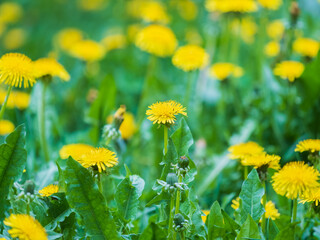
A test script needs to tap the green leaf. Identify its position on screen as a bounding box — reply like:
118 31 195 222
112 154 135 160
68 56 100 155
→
115 174 145 221
274 223 298 240
239 169 264 223
162 138 178 166
208 201 225 240
0 124 27 220
171 118 193 157
236 214 261 240
139 222 166 240
221 210 240 238
63 157 121 240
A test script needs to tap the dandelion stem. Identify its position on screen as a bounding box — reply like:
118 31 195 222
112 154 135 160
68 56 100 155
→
173 174 183 240
164 125 168 155
97 172 103 193
244 166 248 180
0 85 13 120
292 198 297 223
261 181 267 234
39 81 50 162
168 194 175 239
180 231 185 240
184 71 193 108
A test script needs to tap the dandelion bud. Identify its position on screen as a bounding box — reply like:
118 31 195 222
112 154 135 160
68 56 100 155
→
290 2 300 25
166 173 178 186
173 213 185 227
114 105 126 130
178 156 189 169
24 180 35 195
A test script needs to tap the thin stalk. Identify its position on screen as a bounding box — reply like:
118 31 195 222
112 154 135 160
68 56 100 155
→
261 181 267 233
173 174 183 240
180 231 185 240
184 71 194 108
26 200 30 215
164 125 168 155
244 166 248 180
0 85 13 120
292 198 297 223
97 172 103 193
266 218 270 240
167 194 175 239
39 82 50 162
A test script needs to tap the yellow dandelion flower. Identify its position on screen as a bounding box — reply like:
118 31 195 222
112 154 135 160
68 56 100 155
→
140 1 170 24
34 58 70 81
272 161 320 199
146 100 187 125
55 28 83 51
300 187 320 206
265 41 280 57
69 40 105 62
101 34 126 52
77 147 118 172
0 2 22 24
3 28 27 50
0 53 36 88
209 63 244 81
78 0 107 11
228 142 264 160
273 60 304 82
205 0 257 13
267 20 285 40
135 24 177 57
176 0 198 21
59 143 95 160
295 139 320 153
241 153 281 170
185 28 203 46
264 201 280 220
0 119 14 135
127 24 141 42
240 17 257 44
293 38 319 58
172 45 209 72
231 197 240 210
120 112 137 140
258 0 282 10
201 210 210 222
38 184 59 197
4 214 47 240
0 89 30 109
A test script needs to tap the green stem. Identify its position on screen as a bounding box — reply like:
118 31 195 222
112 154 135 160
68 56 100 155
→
180 231 185 240
184 72 194 108
266 218 270 240
168 194 175 239
173 175 183 240
97 172 103 193
261 181 267 234
244 166 248 180
292 198 297 223
164 125 168 155
39 82 50 162
0 85 13 120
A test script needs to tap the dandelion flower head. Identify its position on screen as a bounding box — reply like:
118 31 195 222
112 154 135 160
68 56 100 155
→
209 63 243 81
228 141 264 160
39 184 59 197
34 58 70 81
293 38 319 58
258 0 282 10
59 143 95 160
241 153 281 170
265 41 280 57
206 0 257 13
273 60 304 82
69 40 105 62
264 201 280 220
300 187 320 206
0 119 15 135
295 139 320 153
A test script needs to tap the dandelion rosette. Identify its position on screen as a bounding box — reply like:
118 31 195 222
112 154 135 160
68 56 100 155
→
59 143 95 160
4 214 48 240
293 38 319 58
0 119 15 135
34 58 70 81
39 184 59 197
172 45 209 72
295 139 320 153
77 147 118 172
0 53 36 88
264 201 280 220
228 141 264 160
146 100 187 125
273 60 304 82
272 161 320 199
205 0 257 13
135 24 177 57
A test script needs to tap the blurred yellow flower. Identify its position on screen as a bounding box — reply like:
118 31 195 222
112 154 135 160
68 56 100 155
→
272 161 320 199
0 90 30 109
231 197 240 210
4 214 47 240
206 0 257 13
55 28 83 51
185 28 203 45
0 53 36 88
140 1 170 24
78 0 107 11
135 24 177 57
120 112 137 140
295 139 320 153
240 17 257 44
101 34 127 52
228 142 264 160
273 60 304 82
77 147 118 172
0 119 15 135
127 24 141 42
264 201 280 220
0 2 22 24
267 20 285 40
258 0 282 10
39 184 59 197
59 143 95 160
69 40 105 62
3 28 27 50
241 153 281 170
293 38 319 58
34 58 70 81
201 210 210 222
176 0 198 21
209 63 243 81
146 100 187 125
300 187 320 206
264 41 280 57
172 45 209 72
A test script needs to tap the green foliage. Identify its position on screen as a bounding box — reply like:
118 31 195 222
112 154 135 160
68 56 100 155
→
236 214 261 240
171 118 194 157
0 125 27 220
62 157 121 240
207 201 224 239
